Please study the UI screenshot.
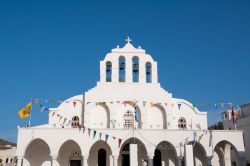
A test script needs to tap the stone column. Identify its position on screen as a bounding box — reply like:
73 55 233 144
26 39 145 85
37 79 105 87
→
126 58 132 83
17 156 23 166
130 144 138 166
207 156 212 166
147 155 154 166
224 156 231 166
51 155 58 166
239 156 246 166
177 156 183 166
184 144 194 166
112 155 118 166
82 155 88 166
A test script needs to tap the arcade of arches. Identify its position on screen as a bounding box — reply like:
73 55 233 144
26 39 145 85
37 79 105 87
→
17 138 244 166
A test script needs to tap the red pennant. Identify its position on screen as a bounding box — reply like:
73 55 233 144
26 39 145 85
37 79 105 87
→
73 101 77 108
52 112 55 116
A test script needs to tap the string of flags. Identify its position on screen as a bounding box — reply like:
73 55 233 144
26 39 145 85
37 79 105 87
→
18 98 241 119
49 110 123 148
30 98 241 112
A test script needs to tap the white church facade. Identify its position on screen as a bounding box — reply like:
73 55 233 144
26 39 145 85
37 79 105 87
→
16 38 246 166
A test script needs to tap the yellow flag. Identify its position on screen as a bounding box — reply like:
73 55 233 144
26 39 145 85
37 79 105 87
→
18 102 32 119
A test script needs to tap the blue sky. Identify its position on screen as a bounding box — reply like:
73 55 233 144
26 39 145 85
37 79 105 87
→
0 0 250 143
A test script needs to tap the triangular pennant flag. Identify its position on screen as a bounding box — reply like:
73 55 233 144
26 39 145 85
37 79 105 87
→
93 130 97 139
73 101 77 108
59 116 63 121
40 105 45 112
57 114 60 117
88 128 91 136
118 139 122 148
192 103 196 109
221 103 224 109
112 136 116 140
110 101 113 104
178 104 181 110
52 112 56 117
63 118 67 124
78 124 81 132
99 132 102 140
105 134 109 143
143 101 146 107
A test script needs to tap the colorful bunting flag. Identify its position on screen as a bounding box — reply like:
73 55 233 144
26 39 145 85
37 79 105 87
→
82 127 85 134
88 129 91 136
118 139 122 147
93 130 97 139
73 101 77 108
178 104 181 110
105 134 109 143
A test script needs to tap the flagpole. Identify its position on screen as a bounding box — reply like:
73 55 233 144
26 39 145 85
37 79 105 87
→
28 99 33 127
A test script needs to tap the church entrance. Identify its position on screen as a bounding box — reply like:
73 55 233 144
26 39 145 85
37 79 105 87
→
122 154 130 166
98 148 107 166
70 160 81 166
153 149 162 166
119 138 147 166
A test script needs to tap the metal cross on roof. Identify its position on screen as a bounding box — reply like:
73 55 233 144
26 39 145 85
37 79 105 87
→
125 36 132 43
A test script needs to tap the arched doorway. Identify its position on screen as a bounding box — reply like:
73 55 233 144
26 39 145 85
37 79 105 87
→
58 140 82 166
153 149 162 166
193 143 207 166
119 137 147 166
89 140 112 166
24 138 51 166
98 148 107 166
212 140 240 166
155 141 177 166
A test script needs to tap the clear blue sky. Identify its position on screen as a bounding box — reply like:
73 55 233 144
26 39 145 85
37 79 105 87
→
0 0 250 143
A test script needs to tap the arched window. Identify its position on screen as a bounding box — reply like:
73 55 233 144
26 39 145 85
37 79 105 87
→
146 62 152 83
98 149 107 166
123 110 134 128
71 116 79 128
119 56 126 82
132 57 139 82
178 117 186 129
106 61 112 82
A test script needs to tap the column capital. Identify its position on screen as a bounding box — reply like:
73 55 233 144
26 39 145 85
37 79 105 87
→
176 156 183 160
17 155 24 159
82 155 89 159
147 155 154 160
112 155 119 159
50 154 58 160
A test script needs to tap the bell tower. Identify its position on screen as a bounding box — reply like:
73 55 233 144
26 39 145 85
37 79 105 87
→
100 37 158 84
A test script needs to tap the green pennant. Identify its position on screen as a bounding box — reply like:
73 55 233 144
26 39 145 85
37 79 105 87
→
192 103 196 109
93 130 97 139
